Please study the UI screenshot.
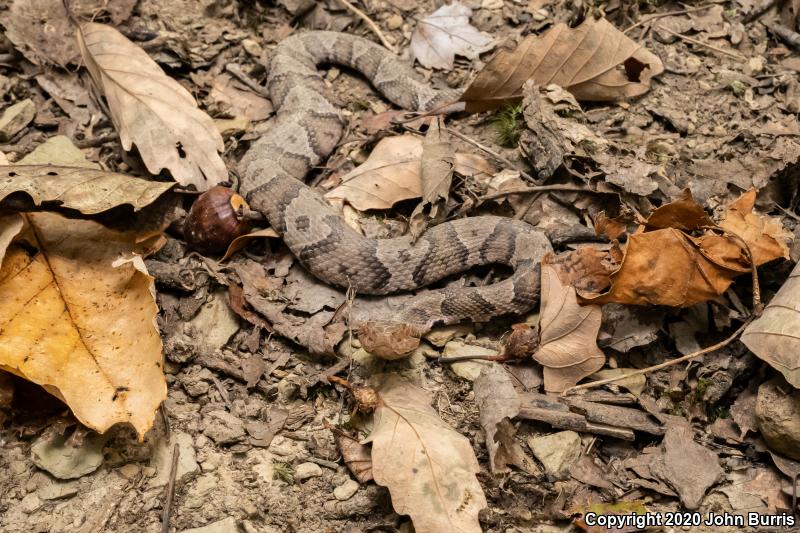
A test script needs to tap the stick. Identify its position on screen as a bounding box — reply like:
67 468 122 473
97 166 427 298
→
562 317 754 394
161 443 180 533
656 27 747 61
478 184 597 203
623 2 727 33
337 0 397 53
768 22 800 51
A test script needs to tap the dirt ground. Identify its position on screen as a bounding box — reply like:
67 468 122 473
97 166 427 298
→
1 0 800 532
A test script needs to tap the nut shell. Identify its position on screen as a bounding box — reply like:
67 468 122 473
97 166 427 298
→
184 186 252 255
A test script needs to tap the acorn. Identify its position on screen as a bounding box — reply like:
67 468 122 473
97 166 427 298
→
184 186 253 255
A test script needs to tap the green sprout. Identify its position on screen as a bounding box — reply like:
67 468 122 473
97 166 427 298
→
493 103 524 147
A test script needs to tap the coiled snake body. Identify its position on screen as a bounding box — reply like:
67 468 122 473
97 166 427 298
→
239 32 551 356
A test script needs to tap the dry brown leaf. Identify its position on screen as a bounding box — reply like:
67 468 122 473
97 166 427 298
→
474 364 533 474
579 191 791 307
332 429 374 483
365 374 486 533
77 22 227 191
0 165 175 214
410 117 454 239
533 263 605 393
652 418 723 509
742 262 800 387
325 135 491 211
460 18 664 111
0 213 165 436
718 190 791 265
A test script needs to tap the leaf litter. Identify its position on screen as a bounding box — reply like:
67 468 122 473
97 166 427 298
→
0 0 799 531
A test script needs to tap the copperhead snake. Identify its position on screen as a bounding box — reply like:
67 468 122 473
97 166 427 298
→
238 31 551 357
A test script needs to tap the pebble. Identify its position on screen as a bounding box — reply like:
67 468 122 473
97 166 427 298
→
203 410 246 445
37 481 79 501
180 516 238 533
333 479 359 501
148 432 200 488
117 464 141 480
386 14 403 30
527 431 582 478
294 461 322 481
20 493 42 514
756 378 800 460
0 99 35 142
30 430 104 480
444 341 496 381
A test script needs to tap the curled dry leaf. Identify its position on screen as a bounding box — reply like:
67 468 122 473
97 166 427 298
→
718 190 791 265
77 22 227 190
0 165 175 214
460 17 664 112
325 135 493 211
474 364 532 474
0 214 23 265
410 1 495 70
0 214 166 437
332 428 374 483
410 117 454 239
579 190 791 307
742 262 800 387
533 263 605 393
365 374 486 533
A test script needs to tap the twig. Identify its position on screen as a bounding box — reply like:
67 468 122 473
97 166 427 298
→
161 443 180 533
768 22 800 51
656 27 747 62
444 127 539 184
75 132 119 148
478 185 598 203
436 353 507 364
225 64 271 98
742 0 779 23
337 0 397 53
562 317 755 394
623 2 726 33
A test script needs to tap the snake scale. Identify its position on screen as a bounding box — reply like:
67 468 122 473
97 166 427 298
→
239 31 551 356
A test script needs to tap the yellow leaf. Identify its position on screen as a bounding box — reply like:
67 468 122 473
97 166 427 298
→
0 213 166 436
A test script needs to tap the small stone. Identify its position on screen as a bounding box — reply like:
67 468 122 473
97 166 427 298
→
148 432 200 488
203 410 246 445
424 324 471 347
294 461 322 481
527 431 582 478
386 14 403 30
20 493 42 514
180 516 238 533
712 125 727 137
333 479 359 501
117 464 140 480
37 481 79 500
20 135 99 168
756 378 800 460
215 116 250 136
241 39 263 57
444 340 497 381
0 99 35 142
277 377 300 402
30 430 105 480
481 0 503 8
745 56 764 76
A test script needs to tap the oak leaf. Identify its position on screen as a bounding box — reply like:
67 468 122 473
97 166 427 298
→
410 2 495 70
741 262 800 387
325 135 492 211
365 374 486 533
533 263 605 393
0 213 166 436
460 18 664 112
718 189 791 265
77 22 227 190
